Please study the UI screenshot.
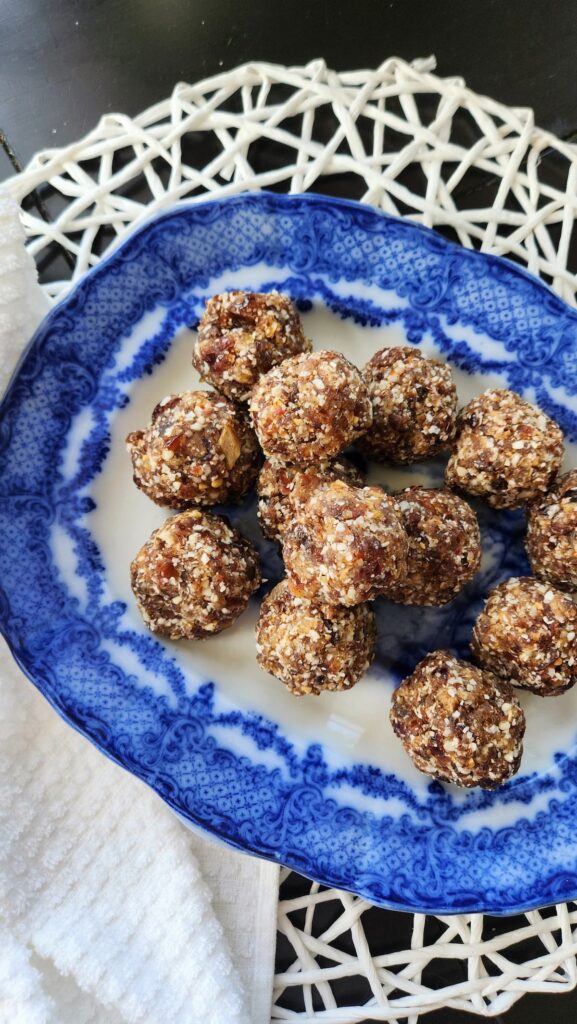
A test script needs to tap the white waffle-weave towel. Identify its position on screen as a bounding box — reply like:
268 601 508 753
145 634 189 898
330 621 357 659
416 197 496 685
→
0 189 279 1024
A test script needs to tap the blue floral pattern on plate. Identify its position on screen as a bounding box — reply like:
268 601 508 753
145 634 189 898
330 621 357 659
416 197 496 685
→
2 192 577 915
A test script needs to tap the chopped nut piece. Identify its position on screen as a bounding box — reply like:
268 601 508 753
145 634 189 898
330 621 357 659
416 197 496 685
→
218 422 242 469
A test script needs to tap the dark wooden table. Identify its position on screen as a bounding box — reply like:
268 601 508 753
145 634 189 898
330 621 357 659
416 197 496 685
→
2 2 577 1021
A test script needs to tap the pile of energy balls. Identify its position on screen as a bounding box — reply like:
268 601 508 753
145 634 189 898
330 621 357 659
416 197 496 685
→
127 290 577 791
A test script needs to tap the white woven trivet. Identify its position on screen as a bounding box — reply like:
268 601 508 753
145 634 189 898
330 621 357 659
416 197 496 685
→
5 56 577 1023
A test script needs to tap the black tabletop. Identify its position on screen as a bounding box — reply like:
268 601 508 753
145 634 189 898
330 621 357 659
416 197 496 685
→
2 2 577 1022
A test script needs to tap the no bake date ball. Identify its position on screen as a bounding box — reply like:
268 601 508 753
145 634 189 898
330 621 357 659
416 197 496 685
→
256 456 364 542
445 389 564 508
471 576 577 696
130 510 261 640
390 650 525 789
249 350 372 462
126 391 260 508
386 487 481 606
283 479 408 606
358 346 457 463
526 470 577 591
193 290 311 402
256 580 376 696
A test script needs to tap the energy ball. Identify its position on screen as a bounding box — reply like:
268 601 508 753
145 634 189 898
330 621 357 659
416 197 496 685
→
130 510 261 640
445 389 564 509
390 650 525 789
256 580 376 696
385 487 481 605
358 346 457 463
526 470 577 591
193 290 311 402
257 456 364 542
126 391 260 509
472 576 577 697
249 350 373 462
283 479 408 606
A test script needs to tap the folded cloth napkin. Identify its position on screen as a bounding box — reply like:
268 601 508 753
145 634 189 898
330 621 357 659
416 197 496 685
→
0 190 279 1024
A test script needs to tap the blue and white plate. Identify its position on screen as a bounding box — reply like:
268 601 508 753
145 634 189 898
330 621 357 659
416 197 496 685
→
2 192 577 915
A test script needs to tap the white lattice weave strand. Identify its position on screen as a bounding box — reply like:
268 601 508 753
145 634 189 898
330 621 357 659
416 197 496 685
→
6 56 577 304
6 58 577 1023
274 873 577 1022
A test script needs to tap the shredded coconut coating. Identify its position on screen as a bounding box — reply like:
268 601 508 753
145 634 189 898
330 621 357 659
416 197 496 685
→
385 487 481 605
126 391 260 508
130 510 261 640
526 470 577 591
358 346 457 463
445 389 564 509
256 580 376 696
249 350 373 462
390 650 525 789
283 479 408 606
472 576 577 697
193 290 311 402
257 456 364 542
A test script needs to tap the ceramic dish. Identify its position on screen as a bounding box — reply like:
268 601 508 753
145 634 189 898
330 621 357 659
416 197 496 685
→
2 192 577 914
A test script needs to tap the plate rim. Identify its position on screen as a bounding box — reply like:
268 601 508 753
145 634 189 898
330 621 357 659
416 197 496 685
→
2 190 577 916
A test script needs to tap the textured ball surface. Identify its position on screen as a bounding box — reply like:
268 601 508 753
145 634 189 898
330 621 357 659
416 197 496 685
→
283 479 408 606
256 580 376 696
526 469 577 591
126 391 260 508
359 346 457 463
445 388 564 509
130 510 261 639
193 290 311 402
257 456 364 542
390 650 525 788
249 350 372 462
386 487 481 605
472 576 577 696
